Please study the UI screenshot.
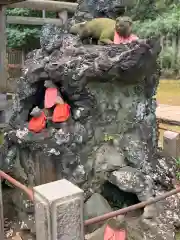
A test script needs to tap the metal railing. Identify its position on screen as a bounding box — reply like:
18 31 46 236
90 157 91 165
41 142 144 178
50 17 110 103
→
1 170 180 228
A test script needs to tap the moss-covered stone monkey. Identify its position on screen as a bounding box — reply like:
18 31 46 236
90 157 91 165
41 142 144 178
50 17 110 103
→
69 16 134 45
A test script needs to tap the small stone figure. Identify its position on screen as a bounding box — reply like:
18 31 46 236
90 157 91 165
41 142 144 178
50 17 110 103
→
44 80 70 123
29 107 47 133
52 103 70 123
114 16 139 44
30 106 42 118
44 80 57 89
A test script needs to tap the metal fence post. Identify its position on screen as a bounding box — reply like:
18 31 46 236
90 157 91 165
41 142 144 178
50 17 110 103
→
0 178 4 240
33 179 84 240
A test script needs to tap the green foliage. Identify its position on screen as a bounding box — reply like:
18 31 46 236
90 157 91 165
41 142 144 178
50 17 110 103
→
127 0 158 21
7 26 40 49
130 3 180 75
6 7 56 18
104 134 114 142
6 8 56 49
6 8 42 17
176 157 180 181
176 157 180 166
133 6 180 38
127 0 180 20
158 45 180 75
159 47 174 69
176 172 180 181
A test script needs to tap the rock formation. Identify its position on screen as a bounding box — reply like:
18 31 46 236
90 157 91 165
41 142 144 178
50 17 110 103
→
1 0 180 239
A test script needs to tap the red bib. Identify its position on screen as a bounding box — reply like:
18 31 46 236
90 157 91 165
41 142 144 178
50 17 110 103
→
28 112 46 133
44 88 58 108
104 225 126 240
114 31 139 44
52 103 70 123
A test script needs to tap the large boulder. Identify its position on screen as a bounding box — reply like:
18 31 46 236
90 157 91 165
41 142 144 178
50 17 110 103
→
84 193 112 232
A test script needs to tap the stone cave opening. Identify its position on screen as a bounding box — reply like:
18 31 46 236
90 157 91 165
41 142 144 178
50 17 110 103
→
101 181 140 210
27 80 46 122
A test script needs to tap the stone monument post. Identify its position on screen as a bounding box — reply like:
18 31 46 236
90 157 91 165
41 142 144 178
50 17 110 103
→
34 179 84 240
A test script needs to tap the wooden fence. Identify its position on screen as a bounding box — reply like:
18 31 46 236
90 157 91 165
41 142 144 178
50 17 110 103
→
7 48 24 68
6 49 24 92
7 48 24 79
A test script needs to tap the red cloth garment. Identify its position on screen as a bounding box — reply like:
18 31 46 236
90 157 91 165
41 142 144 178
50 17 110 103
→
28 112 46 133
114 31 139 44
52 103 70 123
104 225 126 240
44 88 58 108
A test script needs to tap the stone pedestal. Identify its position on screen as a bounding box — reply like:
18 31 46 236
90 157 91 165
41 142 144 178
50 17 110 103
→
34 179 84 240
163 131 180 158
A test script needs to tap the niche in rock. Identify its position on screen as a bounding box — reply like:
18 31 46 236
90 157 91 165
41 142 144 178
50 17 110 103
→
101 181 140 210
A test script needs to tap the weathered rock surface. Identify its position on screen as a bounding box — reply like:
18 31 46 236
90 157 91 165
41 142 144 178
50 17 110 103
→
0 0 179 238
84 193 112 232
72 0 128 23
94 144 126 173
109 166 154 201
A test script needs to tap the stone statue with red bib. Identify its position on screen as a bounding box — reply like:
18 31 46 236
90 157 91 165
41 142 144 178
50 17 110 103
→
114 16 139 44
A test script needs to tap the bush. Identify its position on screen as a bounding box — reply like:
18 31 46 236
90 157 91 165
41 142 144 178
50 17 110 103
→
159 47 175 69
132 6 180 76
7 27 40 49
133 7 180 38
159 46 180 76
6 8 56 49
